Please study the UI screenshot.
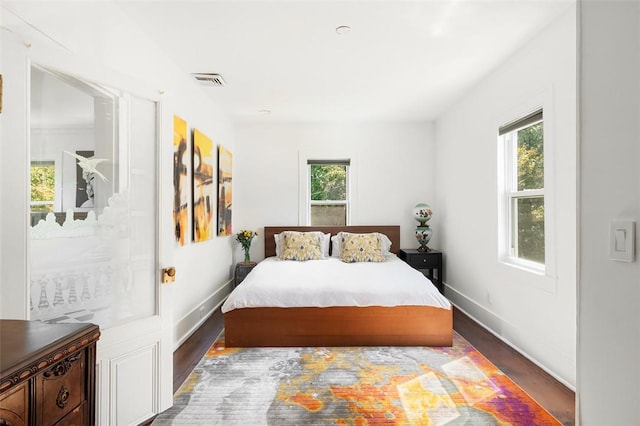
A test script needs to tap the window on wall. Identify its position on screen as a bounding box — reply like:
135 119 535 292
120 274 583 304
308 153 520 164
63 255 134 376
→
30 161 55 213
500 110 545 267
308 160 349 226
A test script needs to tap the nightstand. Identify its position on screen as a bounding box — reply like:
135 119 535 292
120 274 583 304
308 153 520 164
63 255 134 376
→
234 262 257 289
399 249 444 294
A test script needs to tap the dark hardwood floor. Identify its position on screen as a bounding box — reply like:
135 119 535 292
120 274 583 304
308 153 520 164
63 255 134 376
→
173 307 225 394
173 306 575 425
452 307 575 425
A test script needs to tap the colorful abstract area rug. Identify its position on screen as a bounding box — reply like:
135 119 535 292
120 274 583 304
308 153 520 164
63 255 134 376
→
152 333 560 425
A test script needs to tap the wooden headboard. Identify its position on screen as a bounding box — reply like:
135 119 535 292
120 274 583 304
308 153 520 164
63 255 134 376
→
263 226 400 258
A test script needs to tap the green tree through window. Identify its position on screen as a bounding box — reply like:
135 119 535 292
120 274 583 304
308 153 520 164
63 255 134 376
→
309 163 349 226
31 161 55 213
517 123 544 190
516 122 544 264
311 165 346 201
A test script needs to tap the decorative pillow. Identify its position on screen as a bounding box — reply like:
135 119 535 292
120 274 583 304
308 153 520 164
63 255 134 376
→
333 232 392 257
279 231 323 261
339 232 386 263
276 232 330 258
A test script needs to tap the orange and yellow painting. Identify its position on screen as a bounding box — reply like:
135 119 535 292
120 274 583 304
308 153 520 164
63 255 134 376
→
217 145 232 236
192 129 215 243
173 115 189 246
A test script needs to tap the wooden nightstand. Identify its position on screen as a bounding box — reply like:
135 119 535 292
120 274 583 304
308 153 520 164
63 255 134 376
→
234 262 257 289
399 249 444 294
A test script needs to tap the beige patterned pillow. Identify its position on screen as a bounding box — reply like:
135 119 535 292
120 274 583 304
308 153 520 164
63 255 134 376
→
340 232 386 263
279 231 323 261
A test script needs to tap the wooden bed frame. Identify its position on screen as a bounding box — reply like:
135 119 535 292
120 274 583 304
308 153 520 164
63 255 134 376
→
224 226 452 347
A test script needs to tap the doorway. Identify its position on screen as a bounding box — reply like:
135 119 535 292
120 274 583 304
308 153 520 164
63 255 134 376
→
27 64 171 425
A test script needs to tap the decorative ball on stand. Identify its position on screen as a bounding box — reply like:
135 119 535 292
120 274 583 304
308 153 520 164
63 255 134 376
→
413 202 433 227
413 203 433 252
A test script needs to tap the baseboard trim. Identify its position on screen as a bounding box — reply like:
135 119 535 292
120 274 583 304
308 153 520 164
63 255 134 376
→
446 283 576 392
173 280 231 350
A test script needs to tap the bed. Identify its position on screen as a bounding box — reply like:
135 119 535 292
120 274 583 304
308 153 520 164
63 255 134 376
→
223 226 452 347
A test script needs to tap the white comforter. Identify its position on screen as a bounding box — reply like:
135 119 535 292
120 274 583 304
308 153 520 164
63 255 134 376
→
221 255 451 313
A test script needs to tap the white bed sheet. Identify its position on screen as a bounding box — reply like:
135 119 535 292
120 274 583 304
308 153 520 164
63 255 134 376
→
221 255 451 313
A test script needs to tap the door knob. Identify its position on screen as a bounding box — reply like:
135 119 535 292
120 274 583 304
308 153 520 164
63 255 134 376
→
162 267 176 284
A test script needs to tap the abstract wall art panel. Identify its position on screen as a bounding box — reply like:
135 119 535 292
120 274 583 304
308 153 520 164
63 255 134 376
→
173 115 189 246
217 145 232 236
192 129 215 243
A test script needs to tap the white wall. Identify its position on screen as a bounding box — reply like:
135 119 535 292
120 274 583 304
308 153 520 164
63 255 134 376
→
233 122 436 261
434 8 577 387
578 1 640 423
0 2 235 347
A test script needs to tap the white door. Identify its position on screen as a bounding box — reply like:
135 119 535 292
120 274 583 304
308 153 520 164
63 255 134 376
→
29 66 173 426
1 24 173 425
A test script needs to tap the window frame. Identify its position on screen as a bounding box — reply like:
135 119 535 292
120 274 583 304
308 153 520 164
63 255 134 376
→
307 160 350 226
499 108 548 275
299 151 356 226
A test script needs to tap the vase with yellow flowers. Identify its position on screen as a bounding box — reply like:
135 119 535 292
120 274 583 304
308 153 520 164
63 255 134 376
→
236 229 258 263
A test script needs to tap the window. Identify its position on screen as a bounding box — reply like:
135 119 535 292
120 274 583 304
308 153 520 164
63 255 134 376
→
500 110 544 266
30 161 55 213
308 160 349 226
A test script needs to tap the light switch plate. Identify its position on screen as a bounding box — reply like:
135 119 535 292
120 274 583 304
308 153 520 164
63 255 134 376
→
610 220 635 262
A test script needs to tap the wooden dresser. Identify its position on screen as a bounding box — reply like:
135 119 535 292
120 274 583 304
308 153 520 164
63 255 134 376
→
0 320 100 426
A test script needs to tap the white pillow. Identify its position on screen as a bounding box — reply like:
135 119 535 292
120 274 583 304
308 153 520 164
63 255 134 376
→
319 232 330 257
331 235 342 257
323 233 331 257
380 233 392 254
274 233 283 257
332 232 392 257
275 232 330 258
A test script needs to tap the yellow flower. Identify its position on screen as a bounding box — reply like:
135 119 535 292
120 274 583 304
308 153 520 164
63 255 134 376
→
236 229 258 245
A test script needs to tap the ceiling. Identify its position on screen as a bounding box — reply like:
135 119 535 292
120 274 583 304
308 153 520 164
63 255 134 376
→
117 1 572 123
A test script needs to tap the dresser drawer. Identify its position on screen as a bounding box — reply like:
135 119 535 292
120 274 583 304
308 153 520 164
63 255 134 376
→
0 382 28 426
407 253 440 269
36 351 86 426
55 401 86 426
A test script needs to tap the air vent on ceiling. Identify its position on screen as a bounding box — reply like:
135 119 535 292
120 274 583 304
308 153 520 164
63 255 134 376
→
192 73 226 87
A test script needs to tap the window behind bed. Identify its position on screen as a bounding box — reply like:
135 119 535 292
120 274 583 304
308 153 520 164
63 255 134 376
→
308 159 350 226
